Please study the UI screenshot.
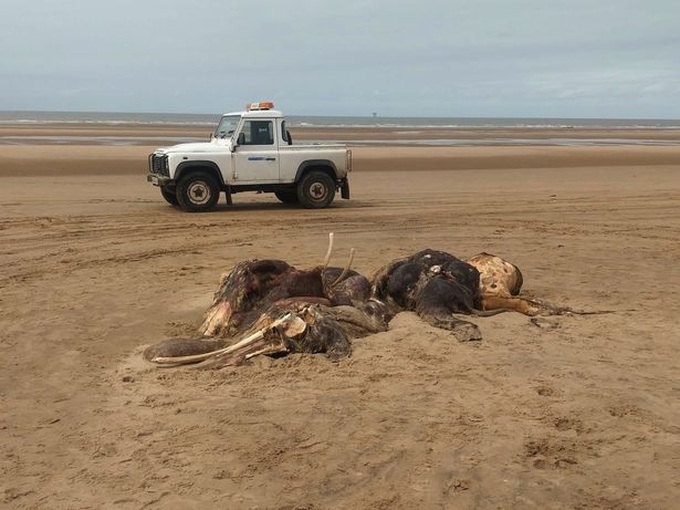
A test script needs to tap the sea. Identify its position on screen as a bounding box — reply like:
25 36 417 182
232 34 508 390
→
2 110 680 147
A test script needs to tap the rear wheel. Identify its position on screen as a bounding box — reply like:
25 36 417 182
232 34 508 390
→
274 189 299 204
159 186 179 206
176 172 220 212
297 171 335 209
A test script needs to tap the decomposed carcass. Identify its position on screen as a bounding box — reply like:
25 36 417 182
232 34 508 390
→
143 237 581 369
143 234 390 368
370 249 494 342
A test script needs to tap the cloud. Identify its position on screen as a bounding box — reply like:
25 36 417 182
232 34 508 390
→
1 0 679 117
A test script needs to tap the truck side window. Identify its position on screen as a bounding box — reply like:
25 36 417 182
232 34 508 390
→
239 120 274 146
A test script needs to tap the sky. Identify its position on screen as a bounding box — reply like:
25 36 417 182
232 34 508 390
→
1 0 679 118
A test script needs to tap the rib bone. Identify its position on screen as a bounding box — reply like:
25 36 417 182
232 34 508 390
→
323 232 334 269
331 248 356 288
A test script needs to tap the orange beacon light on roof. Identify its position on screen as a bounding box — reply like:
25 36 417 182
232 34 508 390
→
247 101 275 111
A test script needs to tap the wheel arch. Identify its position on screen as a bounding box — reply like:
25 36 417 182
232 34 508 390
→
294 160 338 183
176 161 225 186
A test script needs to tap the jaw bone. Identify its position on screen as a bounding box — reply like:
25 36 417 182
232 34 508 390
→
147 312 307 367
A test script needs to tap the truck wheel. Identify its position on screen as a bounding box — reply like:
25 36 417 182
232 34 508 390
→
297 171 335 209
274 190 299 204
176 172 220 212
160 186 179 206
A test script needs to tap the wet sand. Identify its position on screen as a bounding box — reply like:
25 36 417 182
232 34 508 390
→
1 124 679 509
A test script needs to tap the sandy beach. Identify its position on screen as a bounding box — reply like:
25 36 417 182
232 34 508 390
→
1 123 680 509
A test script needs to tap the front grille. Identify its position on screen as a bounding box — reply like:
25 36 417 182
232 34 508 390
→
148 154 169 177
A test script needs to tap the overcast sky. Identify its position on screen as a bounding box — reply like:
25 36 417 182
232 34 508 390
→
2 0 679 118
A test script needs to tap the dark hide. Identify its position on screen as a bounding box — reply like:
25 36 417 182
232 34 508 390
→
200 259 371 337
371 249 484 341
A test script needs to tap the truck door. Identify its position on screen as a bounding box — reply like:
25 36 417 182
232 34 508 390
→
233 120 280 182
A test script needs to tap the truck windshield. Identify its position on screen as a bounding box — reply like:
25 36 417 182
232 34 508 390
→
214 115 241 139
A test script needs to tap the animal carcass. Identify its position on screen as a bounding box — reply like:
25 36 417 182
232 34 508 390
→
144 234 389 368
143 239 552 368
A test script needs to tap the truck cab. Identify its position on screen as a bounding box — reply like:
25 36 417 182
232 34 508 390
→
147 102 352 212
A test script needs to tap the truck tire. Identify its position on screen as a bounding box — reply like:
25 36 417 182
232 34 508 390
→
160 186 179 206
274 190 299 204
176 171 220 212
297 171 335 209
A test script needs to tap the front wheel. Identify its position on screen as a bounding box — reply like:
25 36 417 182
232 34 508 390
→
176 172 220 212
297 171 336 209
160 186 179 206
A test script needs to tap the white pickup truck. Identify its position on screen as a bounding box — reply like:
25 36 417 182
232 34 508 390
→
147 102 352 212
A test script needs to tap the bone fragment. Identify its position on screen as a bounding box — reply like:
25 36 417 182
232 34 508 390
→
150 313 294 365
331 248 356 288
323 232 334 269
282 315 309 337
200 300 231 336
201 314 308 367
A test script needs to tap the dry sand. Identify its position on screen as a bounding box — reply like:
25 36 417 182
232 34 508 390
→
1 124 680 509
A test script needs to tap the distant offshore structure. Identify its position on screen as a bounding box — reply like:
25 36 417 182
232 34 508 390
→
372 112 377 118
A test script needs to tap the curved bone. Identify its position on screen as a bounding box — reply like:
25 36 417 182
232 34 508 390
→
330 248 356 288
149 313 295 365
323 232 334 269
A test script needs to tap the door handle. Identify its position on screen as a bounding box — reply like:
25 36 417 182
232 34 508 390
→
265 157 276 161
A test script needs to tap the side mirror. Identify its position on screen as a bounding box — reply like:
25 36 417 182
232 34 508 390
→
237 132 246 146
209 132 215 141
